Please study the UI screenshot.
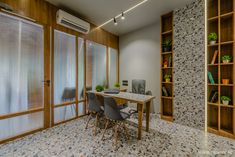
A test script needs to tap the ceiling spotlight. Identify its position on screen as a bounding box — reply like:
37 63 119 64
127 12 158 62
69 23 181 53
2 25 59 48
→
121 12 125 20
114 18 117 25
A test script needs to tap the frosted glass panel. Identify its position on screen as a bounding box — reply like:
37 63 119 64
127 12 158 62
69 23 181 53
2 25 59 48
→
54 105 76 123
78 102 85 116
109 48 118 88
78 38 85 100
86 41 107 90
0 14 44 115
54 30 76 105
0 112 43 140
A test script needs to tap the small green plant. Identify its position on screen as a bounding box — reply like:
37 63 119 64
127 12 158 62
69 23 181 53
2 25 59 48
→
162 40 172 51
222 55 232 61
114 83 120 88
221 96 231 101
95 85 104 92
208 33 217 41
164 74 171 80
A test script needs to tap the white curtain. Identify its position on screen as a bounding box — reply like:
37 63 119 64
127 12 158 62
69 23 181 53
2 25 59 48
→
0 14 44 140
54 30 76 122
109 48 118 88
86 41 107 90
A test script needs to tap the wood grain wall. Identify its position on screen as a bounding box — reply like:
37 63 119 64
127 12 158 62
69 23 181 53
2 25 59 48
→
0 0 119 49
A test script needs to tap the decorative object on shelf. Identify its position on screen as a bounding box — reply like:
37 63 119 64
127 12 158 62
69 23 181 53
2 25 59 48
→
162 39 172 52
221 55 232 64
168 55 172 67
162 86 169 96
114 83 120 89
208 71 215 84
95 85 104 92
208 32 217 45
221 96 231 105
163 60 168 68
164 74 171 83
211 50 218 64
222 79 230 85
209 90 218 103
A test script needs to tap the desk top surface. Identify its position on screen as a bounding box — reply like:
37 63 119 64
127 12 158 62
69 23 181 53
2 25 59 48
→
90 91 155 104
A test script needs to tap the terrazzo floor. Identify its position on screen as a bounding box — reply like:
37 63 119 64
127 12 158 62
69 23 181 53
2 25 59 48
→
1 113 235 157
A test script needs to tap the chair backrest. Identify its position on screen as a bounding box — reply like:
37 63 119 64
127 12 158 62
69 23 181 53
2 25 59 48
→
87 92 102 113
104 96 123 121
132 79 146 94
62 87 76 101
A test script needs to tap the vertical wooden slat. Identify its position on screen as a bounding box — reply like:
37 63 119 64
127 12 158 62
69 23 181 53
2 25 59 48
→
218 0 221 131
76 37 79 117
51 28 55 126
106 46 109 88
44 25 51 128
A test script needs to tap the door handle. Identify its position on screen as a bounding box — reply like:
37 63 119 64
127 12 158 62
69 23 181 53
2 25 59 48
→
42 80 50 86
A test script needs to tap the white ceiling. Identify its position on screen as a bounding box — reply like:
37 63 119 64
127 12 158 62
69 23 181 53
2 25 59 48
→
46 0 195 36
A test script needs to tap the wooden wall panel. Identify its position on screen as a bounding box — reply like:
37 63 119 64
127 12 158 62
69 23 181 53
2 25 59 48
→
0 0 119 49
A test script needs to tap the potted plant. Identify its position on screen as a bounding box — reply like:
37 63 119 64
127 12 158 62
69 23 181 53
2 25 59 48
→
163 60 168 68
114 83 120 89
221 96 231 105
222 79 229 85
164 74 171 83
208 32 217 45
95 85 104 92
162 40 172 52
221 55 232 63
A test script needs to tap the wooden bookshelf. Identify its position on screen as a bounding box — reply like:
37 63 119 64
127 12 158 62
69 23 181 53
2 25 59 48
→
160 12 174 122
207 0 235 139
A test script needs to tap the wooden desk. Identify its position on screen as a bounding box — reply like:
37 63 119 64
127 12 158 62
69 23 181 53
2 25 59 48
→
92 91 155 140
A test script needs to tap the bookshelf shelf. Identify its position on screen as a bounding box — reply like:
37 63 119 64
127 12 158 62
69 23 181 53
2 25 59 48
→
161 11 174 122
207 0 235 139
162 30 172 35
162 52 172 55
161 96 173 99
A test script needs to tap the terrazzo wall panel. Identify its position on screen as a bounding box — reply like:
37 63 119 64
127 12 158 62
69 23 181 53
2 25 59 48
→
173 0 205 130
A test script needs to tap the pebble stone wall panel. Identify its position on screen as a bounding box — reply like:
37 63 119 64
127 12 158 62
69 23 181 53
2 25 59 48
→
173 0 205 130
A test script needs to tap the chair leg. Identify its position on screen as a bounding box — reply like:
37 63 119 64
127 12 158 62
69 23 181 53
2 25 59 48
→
93 114 99 136
85 113 92 129
123 122 130 141
113 124 118 150
101 119 109 140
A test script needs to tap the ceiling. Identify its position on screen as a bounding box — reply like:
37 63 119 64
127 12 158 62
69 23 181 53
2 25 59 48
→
46 0 195 36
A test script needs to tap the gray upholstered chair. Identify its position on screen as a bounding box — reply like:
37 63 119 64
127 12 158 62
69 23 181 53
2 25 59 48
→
61 87 76 119
85 92 104 136
101 96 130 149
132 79 152 95
130 79 153 113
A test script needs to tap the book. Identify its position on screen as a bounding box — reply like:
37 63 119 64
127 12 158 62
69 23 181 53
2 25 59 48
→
209 90 218 103
208 71 215 84
168 55 172 67
162 86 169 97
211 50 218 64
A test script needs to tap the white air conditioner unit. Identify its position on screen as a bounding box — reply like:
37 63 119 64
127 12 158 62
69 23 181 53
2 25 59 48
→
56 9 90 34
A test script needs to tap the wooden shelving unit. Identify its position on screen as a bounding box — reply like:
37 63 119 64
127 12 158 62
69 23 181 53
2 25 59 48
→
207 0 235 139
160 12 174 122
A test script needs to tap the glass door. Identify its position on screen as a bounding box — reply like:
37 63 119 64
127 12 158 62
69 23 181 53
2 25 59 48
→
0 13 46 142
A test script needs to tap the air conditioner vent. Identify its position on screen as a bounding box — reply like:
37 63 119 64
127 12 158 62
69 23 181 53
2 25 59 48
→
56 10 90 34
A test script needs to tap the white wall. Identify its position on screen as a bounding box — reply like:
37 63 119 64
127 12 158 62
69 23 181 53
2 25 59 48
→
119 22 161 113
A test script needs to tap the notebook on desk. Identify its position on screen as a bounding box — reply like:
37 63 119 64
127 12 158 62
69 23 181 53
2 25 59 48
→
103 89 120 94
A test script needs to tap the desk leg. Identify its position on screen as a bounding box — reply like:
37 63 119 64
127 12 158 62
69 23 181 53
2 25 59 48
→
137 103 143 140
146 101 151 132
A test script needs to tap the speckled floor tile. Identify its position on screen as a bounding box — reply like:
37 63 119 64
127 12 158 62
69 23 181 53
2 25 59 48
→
0 114 235 157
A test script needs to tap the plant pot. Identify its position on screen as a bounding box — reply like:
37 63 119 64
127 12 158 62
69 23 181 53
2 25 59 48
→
222 79 229 85
209 41 216 45
163 64 168 68
222 60 230 64
222 100 229 105
165 78 170 83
